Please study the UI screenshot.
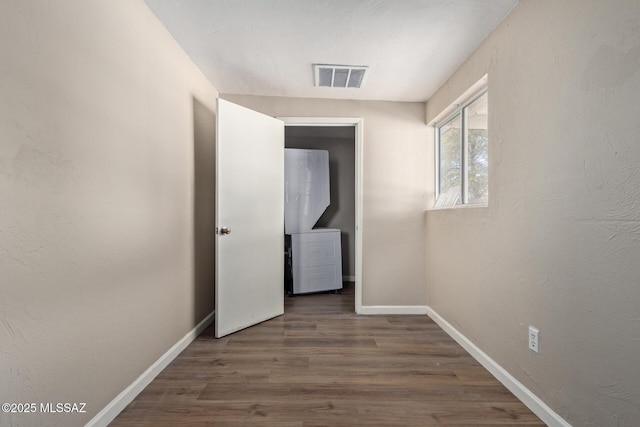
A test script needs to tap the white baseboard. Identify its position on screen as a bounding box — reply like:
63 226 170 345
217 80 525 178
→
85 310 215 427
359 305 428 315
342 275 356 282
426 306 571 427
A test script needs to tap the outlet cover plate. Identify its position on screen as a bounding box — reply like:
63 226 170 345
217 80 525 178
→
529 326 540 353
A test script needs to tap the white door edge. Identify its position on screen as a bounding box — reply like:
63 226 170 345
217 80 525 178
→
278 117 364 314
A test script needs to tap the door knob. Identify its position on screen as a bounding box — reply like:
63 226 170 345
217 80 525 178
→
219 227 231 235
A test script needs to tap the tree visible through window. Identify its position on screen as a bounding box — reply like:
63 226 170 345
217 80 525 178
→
438 115 461 205
435 90 488 207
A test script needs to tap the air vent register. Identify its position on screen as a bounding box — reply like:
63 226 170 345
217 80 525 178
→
314 64 368 88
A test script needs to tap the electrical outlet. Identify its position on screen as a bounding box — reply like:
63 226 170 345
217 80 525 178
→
528 326 540 353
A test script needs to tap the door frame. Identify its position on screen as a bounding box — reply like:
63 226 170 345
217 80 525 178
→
278 117 363 314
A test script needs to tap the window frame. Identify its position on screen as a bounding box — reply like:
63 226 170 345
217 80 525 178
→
434 87 488 207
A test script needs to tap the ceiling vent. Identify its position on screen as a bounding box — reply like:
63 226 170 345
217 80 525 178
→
314 64 368 89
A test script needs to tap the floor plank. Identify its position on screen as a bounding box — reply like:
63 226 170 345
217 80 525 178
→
110 283 543 426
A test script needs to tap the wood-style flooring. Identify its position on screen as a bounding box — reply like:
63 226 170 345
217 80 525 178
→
111 283 544 426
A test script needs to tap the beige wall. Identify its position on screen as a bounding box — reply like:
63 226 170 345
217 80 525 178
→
425 0 640 424
285 127 356 278
224 94 429 307
0 1 218 426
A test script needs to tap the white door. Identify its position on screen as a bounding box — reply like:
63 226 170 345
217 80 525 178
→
215 99 284 338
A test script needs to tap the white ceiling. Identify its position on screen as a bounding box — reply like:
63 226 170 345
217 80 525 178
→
144 0 518 102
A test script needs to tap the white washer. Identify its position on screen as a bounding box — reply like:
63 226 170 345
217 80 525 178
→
290 229 342 294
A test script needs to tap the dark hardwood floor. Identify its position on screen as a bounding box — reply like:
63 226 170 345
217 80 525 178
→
111 283 544 426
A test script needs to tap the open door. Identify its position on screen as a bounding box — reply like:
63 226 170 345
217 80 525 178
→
215 99 284 338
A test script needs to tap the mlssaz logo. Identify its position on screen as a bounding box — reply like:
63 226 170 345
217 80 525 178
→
40 402 87 413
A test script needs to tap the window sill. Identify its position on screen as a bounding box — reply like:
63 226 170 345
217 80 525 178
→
426 203 488 212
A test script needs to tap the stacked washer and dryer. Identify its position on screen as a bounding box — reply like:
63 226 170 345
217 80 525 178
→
284 148 343 295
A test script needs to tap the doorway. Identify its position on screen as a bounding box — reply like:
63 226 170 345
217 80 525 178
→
280 118 363 313
214 101 364 338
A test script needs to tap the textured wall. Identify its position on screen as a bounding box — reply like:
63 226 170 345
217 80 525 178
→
285 127 356 278
425 0 640 424
223 94 429 307
0 1 218 425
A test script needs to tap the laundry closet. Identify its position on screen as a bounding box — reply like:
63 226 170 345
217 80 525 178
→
283 126 355 296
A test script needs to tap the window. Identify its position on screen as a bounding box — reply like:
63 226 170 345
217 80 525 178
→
435 88 488 208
